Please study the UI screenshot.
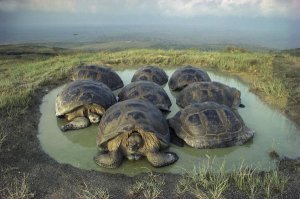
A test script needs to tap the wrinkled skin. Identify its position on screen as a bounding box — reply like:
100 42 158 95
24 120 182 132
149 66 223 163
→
95 99 178 168
61 109 101 132
94 131 178 168
56 80 117 132
123 131 144 160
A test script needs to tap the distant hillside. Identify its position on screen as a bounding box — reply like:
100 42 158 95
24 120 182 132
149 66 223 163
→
281 48 300 57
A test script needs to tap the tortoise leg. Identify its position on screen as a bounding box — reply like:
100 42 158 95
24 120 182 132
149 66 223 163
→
146 151 178 168
87 112 100 123
60 117 90 132
94 150 123 169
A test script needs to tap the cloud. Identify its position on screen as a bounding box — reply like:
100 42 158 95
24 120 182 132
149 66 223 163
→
0 0 77 12
157 0 300 18
0 0 299 18
0 0 157 14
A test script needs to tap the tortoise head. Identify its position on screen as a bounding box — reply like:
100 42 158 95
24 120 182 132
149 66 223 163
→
121 131 144 160
127 131 144 151
232 89 242 108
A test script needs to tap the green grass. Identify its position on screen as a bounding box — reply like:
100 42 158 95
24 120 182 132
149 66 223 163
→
230 163 289 199
263 170 289 199
127 171 165 199
0 47 296 112
231 163 260 199
177 158 229 199
0 44 297 199
76 182 110 199
177 159 290 199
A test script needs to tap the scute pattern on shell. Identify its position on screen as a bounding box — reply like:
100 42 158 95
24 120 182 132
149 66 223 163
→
71 65 124 90
131 65 168 85
168 65 211 91
118 81 172 111
168 101 254 148
176 81 241 108
97 99 170 150
55 80 117 116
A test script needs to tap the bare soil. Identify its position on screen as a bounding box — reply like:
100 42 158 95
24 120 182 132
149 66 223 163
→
0 58 300 198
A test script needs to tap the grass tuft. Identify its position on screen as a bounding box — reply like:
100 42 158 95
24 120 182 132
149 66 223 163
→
76 182 110 199
263 170 289 199
128 171 165 199
0 129 7 150
231 163 289 199
178 160 290 199
269 139 280 159
177 157 229 199
231 163 260 199
1 174 34 199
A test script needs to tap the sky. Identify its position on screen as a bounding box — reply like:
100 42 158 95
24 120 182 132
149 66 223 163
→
0 0 299 49
0 0 300 26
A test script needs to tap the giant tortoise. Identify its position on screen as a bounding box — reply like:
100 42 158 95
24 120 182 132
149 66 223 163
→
55 80 117 131
131 65 168 85
176 81 244 108
168 101 254 148
71 65 124 90
118 81 172 112
94 99 178 168
168 65 211 91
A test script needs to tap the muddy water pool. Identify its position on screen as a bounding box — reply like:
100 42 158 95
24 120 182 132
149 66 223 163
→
38 69 300 175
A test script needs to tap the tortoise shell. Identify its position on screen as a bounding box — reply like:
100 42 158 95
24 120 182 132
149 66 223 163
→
168 102 254 148
118 81 172 112
55 80 117 116
131 65 168 85
71 65 124 90
176 81 241 108
97 99 170 150
168 66 211 91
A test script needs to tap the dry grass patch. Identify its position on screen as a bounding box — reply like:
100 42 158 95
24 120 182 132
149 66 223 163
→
177 158 229 199
76 182 110 199
231 163 289 199
127 171 165 199
0 130 7 150
0 174 34 199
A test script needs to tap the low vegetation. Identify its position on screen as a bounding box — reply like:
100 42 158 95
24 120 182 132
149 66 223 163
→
177 158 290 199
0 44 298 198
177 158 229 199
0 130 7 150
0 174 34 199
127 171 165 199
76 182 110 199
231 163 260 199
263 170 289 199
1 45 298 113
269 139 280 159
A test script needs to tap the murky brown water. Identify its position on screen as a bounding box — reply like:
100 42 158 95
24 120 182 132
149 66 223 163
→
38 69 300 176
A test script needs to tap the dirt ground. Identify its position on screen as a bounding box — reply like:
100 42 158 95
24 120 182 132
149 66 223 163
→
0 58 300 199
